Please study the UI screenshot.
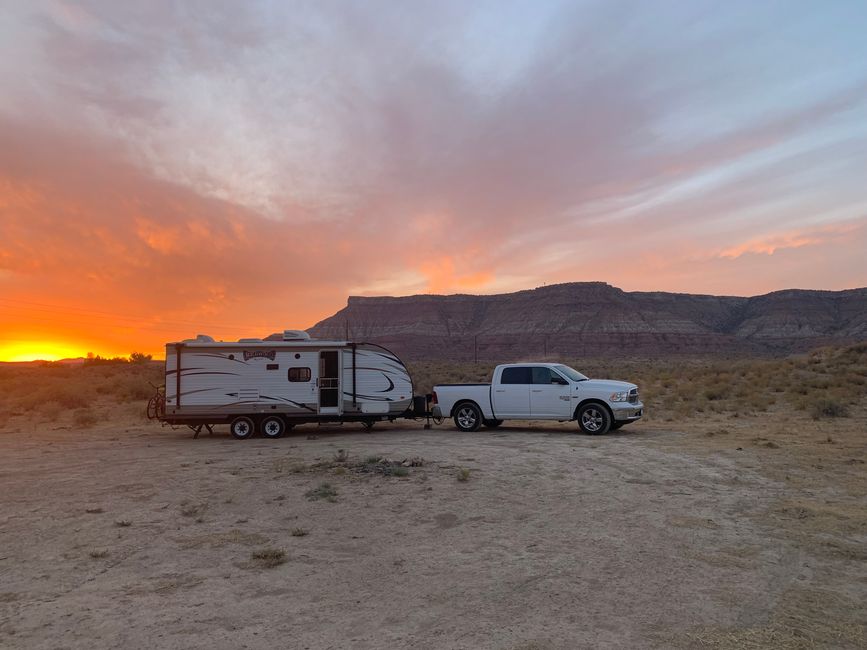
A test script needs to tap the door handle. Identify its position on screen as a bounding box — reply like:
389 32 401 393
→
531 389 542 393
495 389 506 393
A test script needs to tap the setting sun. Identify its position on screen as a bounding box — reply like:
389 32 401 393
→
0 342 86 363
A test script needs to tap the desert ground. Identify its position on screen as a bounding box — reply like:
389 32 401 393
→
0 349 865 649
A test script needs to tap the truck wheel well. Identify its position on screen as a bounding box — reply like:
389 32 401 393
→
574 399 613 421
451 399 481 418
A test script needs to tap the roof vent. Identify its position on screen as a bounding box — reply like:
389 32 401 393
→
283 329 311 341
195 334 215 342
238 338 262 343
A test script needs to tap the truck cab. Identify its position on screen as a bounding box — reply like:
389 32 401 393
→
432 363 643 434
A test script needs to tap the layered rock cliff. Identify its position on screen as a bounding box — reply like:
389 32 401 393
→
308 282 867 360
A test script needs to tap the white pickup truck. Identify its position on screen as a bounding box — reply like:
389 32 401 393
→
432 363 643 434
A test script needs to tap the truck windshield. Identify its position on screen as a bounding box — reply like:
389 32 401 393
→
554 365 588 382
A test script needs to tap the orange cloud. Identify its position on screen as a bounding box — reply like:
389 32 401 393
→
718 224 857 260
418 256 494 294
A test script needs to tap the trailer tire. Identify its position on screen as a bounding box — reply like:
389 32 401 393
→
230 416 255 440
453 402 482 432
362 419 375 431
261 416 285 439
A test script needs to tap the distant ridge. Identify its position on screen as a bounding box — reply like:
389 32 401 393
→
309 282 867 360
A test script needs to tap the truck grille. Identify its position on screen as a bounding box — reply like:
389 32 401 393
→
629 388 639 404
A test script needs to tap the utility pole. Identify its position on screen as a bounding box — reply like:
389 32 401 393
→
474 335 478 364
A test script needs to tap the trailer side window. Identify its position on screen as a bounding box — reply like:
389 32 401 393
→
288 367 311 382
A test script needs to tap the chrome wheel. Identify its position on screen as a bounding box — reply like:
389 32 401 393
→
581 408 604 432
454 404 481 432
577 404 611 435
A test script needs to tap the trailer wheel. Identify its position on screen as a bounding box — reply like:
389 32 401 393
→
454 403 482 432
229 416 255 440
362 419 375 431
261 416 285 439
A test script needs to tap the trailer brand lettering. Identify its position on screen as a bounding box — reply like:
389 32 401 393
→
243 350 276 361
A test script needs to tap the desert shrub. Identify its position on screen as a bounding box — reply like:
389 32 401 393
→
129 351 152 364
41 401 61 422
250 548 286 568
291 528 308 537
457 468 470 482
809 399 849 420
305 482 338 502
73 408 98 427
332 449 348 463
180 502 207 517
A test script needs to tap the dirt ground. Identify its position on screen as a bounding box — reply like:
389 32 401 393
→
0 412 865 649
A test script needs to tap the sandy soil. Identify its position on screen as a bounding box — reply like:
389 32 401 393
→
0 415 864 649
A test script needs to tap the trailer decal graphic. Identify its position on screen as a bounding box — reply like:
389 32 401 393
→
194 353 250 364
223 392 317 412
166 367 204 376
377 375 395 392
343 392 393 402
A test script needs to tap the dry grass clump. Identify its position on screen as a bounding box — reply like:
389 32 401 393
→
250 547 287 568
73 408 98 427
457 468 471 482
305 482 338 502
808 399 849 420
290 528 309 537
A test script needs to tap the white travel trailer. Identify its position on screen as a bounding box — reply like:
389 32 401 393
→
156 330 414 439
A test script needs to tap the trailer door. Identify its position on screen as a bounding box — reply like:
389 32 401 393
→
318 350 341 414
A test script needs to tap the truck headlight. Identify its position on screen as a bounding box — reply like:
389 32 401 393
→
609 392 629 402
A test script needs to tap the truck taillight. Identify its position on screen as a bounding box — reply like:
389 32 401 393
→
431 390 438 405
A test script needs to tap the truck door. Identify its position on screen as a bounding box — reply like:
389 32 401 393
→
530 367 571 418
318 350 340 414
492 366 531 417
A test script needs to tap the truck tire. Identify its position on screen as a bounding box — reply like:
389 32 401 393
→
230 416 255 440
483 419 504 428
454 403 482 432
577 403 612 435
261 416 285 439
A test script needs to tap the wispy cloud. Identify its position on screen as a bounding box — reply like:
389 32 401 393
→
1 0 866 355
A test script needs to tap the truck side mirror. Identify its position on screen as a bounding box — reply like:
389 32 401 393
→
552 377 567 385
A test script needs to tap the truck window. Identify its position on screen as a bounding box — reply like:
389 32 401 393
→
532 367 568 384
501 367 531 384
288 367 311 382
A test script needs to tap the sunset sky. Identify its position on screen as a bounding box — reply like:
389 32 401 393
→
2 1 866 360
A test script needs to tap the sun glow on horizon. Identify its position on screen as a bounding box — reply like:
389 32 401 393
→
0 342 92 363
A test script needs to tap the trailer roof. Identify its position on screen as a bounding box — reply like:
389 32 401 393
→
168 340 352 347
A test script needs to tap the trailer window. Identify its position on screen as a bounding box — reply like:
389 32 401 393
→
501 367 531 384
288 367 311 382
